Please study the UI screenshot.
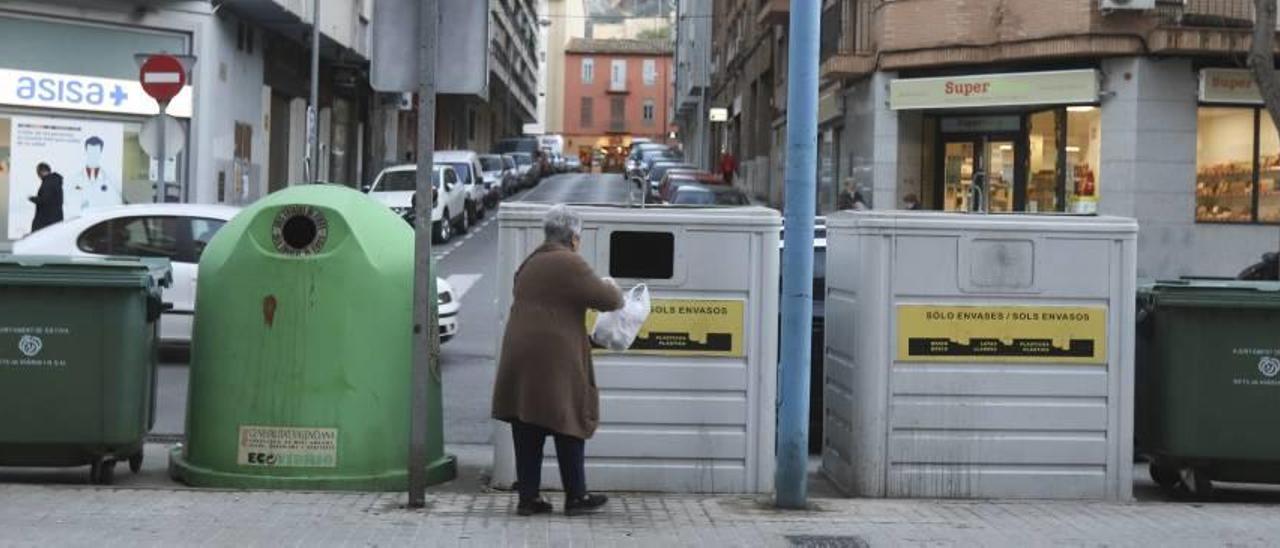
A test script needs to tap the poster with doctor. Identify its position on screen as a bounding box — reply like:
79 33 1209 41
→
8 116 123 239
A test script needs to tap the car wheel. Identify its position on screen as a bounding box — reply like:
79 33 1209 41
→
433 214 451 244
456 205 471 234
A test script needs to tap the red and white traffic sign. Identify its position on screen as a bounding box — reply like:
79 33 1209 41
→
138 54 186 103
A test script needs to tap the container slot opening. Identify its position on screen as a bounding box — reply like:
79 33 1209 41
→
281 215 319 251
609 231 674 279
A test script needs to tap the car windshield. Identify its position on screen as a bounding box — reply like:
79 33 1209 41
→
442 162 472 183
504 156 517 169
512 154 532 166
376 169 441 192
672 187 748 206
479 156 504 172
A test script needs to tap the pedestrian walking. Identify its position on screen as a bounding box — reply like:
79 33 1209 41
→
837 182 868 211
719 149 737 186
492 205 624 517
29 162 64 232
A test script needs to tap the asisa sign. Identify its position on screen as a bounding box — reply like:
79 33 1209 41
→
0 68 192 118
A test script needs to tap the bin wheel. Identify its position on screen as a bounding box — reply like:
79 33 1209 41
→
90 458 116 485
1183 468 1214 500
128 452 144 474
1149 462 1180 489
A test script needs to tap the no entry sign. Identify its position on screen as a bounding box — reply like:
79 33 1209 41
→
139 54 185 103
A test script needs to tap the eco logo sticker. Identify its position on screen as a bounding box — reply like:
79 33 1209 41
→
1259 356 1280 379
17 335 42 357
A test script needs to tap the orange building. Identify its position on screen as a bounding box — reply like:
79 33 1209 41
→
563 38 673 171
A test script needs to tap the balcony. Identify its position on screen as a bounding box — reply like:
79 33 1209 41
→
819 0 876 81
757 0 789 26
607 80 629 94
1151 0 1280 55
607 119 627 134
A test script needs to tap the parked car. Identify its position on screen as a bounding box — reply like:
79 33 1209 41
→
10 202 460 346
509 152 538 188
499 154 524 193
477 153 513 205
494 136 542 156
565 156 582 172
666 183 751 206
627 143 670 179
366 164 469 243
435 150 488 224
656 171 725 203
644 161 694 196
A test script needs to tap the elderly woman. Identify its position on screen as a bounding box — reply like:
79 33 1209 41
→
492 205 623 516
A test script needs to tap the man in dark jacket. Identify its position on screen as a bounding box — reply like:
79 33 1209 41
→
492 205 623 517
30 162 64 232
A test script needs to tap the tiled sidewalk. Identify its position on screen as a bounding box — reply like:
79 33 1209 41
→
3 483 1280 547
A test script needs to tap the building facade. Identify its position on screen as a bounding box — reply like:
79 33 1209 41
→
673 0 713 171
379 0 540 167
702 0 1280 280
0 0 375 242
563 38 674 170
708 0 787 207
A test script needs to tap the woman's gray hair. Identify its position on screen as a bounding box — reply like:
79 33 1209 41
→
543 204 583 246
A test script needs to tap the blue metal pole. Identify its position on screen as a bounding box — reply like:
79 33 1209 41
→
775 0 820 510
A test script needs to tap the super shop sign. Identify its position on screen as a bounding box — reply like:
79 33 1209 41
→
890 69 1099 110
0 68 191 117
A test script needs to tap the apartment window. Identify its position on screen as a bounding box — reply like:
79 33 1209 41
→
610 97 625 126
643 100 656 125
582 58 594 84
581 97 593 128
611 59 627 90
643 59 657 86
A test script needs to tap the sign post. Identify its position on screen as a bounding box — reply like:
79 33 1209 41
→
138 54 188 203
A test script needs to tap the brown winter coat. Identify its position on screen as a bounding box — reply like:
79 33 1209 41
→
491 242 624 440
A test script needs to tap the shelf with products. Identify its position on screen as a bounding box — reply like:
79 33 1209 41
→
1195 160 1254 222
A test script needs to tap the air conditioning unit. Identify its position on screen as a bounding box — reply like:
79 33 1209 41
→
1101 0 1157 10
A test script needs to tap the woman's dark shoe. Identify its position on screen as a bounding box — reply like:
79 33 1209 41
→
517 498 553 516
564 493 608 516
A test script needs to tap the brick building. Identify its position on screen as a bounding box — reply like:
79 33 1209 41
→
706 0 1280 279
563 38 674 170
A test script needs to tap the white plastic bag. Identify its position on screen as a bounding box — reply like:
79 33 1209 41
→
591 284 651 351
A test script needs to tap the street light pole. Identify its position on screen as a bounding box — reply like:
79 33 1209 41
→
408 0 440 510
775 0 820 510
307 0 321 183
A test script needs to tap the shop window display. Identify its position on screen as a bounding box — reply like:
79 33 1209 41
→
1196 108 1256 223
1066 107 1101 214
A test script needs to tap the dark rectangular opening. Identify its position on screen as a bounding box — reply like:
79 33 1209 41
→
609 231 674 279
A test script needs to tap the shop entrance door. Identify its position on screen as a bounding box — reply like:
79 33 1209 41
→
939 134 1020 212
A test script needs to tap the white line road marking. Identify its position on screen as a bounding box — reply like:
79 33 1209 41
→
445 274 482 301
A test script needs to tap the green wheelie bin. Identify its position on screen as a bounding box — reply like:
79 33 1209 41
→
1136 280 1280 498
0 256 170 484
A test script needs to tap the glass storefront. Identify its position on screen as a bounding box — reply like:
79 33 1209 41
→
929 106 1100 213
0 110 159 239
1196 106 1280 224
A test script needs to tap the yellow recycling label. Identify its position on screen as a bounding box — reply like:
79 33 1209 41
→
589 298 745 357
896 305 1108 365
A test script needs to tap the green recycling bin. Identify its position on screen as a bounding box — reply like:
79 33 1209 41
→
1136 280 1280 496
0 256 170 484
169 184 455 490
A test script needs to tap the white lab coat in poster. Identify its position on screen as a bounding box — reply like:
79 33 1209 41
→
7 116 123 239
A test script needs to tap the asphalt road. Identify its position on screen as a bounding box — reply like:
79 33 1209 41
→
149 172 634 443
